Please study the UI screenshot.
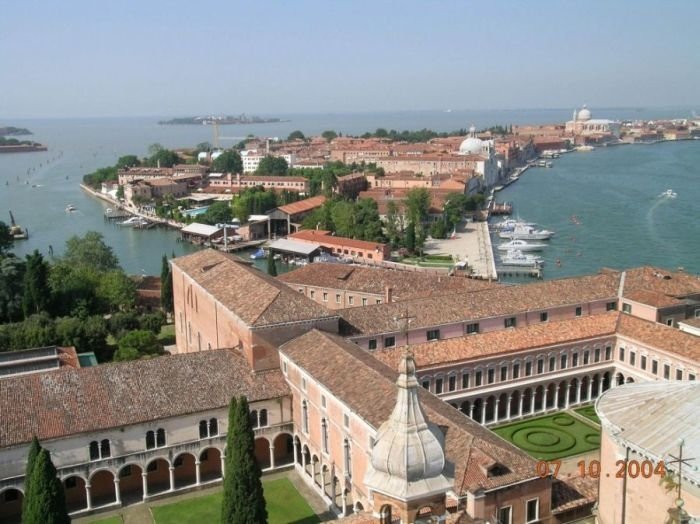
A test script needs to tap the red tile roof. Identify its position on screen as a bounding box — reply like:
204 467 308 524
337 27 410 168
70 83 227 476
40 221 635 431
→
0 349 289 448
289 230 387 251
276 195 326 216
616 313 700 363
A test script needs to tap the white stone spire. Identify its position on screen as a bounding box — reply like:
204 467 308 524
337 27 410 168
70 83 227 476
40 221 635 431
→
364 352 453 501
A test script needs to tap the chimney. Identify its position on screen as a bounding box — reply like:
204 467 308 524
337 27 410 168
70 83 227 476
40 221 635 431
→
384 286 393 304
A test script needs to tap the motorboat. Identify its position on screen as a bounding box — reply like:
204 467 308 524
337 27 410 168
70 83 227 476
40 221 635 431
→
576 145 595 152
250 248 267 260
659 189 677 198
497 239 548 252
65 204 76 212
119 216 150 227
493 218 536 231
499 225 554 240
501 250 544 267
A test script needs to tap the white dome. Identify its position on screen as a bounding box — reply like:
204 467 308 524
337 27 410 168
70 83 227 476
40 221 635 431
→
459 137 484 155
577 106 591 121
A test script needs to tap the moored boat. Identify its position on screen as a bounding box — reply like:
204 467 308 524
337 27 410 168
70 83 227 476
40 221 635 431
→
501 249 544 267
497 239 548 252
499 225 554 240
250 248 267 260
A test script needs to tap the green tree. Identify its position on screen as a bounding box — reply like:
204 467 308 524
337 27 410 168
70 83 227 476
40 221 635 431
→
267 254 277 277
22 436 42 516
430 220 448 239
212 151 243 173
0 255 25 322
96 270 136 312
200 201 234 225
221 396 268 524
114 330 162 361
405 188 431 224
160 255 173 314
287 130 305 141
148 143 164 156
384 200 402 247
0 221 12 256
405 221 416 253
22 251 50 317
330 200 356 238
321 130 337 142
145 148 180 168
64 232 120 272
115 155 140 169
354 198 383 241
22 448 70 524
256 156 288 176
55 315 108 355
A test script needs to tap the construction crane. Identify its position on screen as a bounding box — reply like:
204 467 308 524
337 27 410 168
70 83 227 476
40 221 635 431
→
211 121 246 149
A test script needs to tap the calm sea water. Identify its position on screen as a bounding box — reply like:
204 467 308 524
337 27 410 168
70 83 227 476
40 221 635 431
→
0 108 697 275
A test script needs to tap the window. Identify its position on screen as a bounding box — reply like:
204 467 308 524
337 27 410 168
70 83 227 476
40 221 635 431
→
641 355 647 370
689 373 696 381
422 380 430 390
362 298 367 306
302 401 309 434
427 329 440 341
537 359 544 374
622 303 631 314
540 312 548 322
321 419 329 454
344 414 350 428
666 318 674 327
605 346 612 360
475 370 483 386
323 292 328 302
462 373 470 389
575 306 582 317
310 290 315 299
146 429 165 448
259 409 268 427
376 299 382 304
561 354 568 369
498 506 512 524
435 378 444 394
652 360 659 375
348 296 354 305
198 418 218 439
89 439 111 461
384 336 396 348
343 439 352 477
526 498 539 523
606 301 617 311
321 395 327 408
487 368 495 384
619 347 625 361
302 377 307 391
500 366 508 381
448 375 456 391
594 348 601 363
525 361 532 376
156 428 166 447
696 309 700 318
504 317 516 328
335 294 341 304
368 339 377 350
572 353 579 367
676 369 683 381
664 364 670 380
630 351 636 366
512 363 520 379
549 356 556 372
584 350 590 365
466 322 479 334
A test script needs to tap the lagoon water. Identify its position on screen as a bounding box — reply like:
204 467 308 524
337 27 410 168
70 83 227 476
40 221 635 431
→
0 108 698 276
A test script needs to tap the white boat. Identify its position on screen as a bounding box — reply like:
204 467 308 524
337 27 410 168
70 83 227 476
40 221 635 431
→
119 216 149 227
494 185 505 192
501 250 544 267
576 145 595 152
65 204 76 212
497 239 548 252
658 189 677 198
499 225 555 240
493 218 536 231
250 248 267 260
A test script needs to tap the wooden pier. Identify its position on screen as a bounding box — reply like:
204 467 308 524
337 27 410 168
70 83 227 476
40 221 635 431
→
496 266 543 279
215 240 266 253
489 201 513 215
104 209 132 221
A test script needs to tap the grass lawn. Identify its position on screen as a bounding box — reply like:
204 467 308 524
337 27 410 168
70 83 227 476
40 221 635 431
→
574 405 601 425
158 324 176 345
493 412 600 461
151 478 319 524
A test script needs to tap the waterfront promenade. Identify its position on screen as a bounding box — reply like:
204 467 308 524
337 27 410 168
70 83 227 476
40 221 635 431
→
424 221 497 280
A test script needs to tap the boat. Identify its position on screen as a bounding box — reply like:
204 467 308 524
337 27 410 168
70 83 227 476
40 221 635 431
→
119 216 150 227
546 161 553 168
8 211 28 240
250 248 267 260
501 250 544 267
537 160 547 167
492 218 537 232
497 239 548 252
658 189 677 198
499 224 554 240
494 185 505 192
576 145 595 152
65 204 76 212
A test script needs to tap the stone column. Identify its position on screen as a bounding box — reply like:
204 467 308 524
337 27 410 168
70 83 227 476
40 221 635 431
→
565 384 571 409
114 478 121 506
169 466 175 491
331 477 336 507
543 388 549 412
494 399 500 424
576 382 582 404
469 404 475 420
518 394 524 417
293 441 298 465
587 378 593 401
195 460 201 486
301 449 307 472
85 483 92 510
269 444 275 470
142 472 149 500
341 493 347 516
554 386 560 409
221 454 226 478
505 394 512 421
480 404 486 425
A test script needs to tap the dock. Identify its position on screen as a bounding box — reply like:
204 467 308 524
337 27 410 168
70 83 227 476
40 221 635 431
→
496 266 543 279
215 240 266 253
489 201 513 215
104 209 132 221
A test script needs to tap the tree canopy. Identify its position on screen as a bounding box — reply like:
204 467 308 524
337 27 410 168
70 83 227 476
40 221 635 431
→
161 255 173 314
212 150 243 173
200 201 234 225
22 448 70 524
405 187 431 224
256 156 288 177
63 232 120 272
321 130 338 142
0 221 12 256
114 329 162 361
287 130 305 141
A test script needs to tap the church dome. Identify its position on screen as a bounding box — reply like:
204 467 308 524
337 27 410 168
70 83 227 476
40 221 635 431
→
459 137 484 155
577 105 591 121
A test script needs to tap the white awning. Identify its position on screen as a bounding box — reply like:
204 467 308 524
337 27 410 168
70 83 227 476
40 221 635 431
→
181 223 222 237
268 239 320 256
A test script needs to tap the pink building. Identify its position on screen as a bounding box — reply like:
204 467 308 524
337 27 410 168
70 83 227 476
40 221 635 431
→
288 230 391 264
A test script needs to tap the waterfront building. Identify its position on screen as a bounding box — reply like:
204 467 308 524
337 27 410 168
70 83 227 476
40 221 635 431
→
207 172 310 193
565 105 621 143
266 195 327 236
288 230 391 264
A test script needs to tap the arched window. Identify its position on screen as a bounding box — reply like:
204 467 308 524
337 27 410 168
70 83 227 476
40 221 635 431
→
321 418 329 454
199 420 208 439
89 439 110 460
146 430 155 449
156 428 166 447
101 439 111 458
302 401 309 434
344 439 352 477
250 410 258 428
199 418 219 438
209 418 218 436
259 409 268 427
89 440 99 461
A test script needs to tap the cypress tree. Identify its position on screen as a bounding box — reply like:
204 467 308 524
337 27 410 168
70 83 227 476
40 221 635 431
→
22 437 42 515
266 254 277 277
22 250 50 317
160 254 173 314
22 448 70 524
221 396 267 524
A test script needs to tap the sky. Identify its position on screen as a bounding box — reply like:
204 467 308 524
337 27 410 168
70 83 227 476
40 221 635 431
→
2 0 699 118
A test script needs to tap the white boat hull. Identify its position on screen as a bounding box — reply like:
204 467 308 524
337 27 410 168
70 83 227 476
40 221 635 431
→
497 242 547 252
499 231 553 240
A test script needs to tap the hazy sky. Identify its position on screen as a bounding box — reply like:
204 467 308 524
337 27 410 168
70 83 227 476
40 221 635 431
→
2 0 699 118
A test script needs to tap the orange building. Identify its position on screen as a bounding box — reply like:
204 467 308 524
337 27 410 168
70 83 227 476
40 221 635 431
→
288 230 390 263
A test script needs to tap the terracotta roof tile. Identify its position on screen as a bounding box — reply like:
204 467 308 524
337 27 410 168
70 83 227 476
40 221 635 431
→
616 313 700 362
280 330 539 494
551 475 598 513
276 195 326 216
289 230 387 251
171 249 337 327
623 289 684 308
623 267 700 298
0 349 289 448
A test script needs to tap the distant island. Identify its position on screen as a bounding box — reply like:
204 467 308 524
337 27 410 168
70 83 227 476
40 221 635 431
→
0 126 32 136
0 136 47 153
158 115 285 125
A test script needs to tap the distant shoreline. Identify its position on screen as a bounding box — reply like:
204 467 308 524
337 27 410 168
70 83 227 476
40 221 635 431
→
158 116 289 126
0 143 47 154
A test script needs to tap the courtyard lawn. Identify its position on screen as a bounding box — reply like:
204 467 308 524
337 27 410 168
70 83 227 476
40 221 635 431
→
151 478 319 524
493 412 600 461
574 405 601 425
